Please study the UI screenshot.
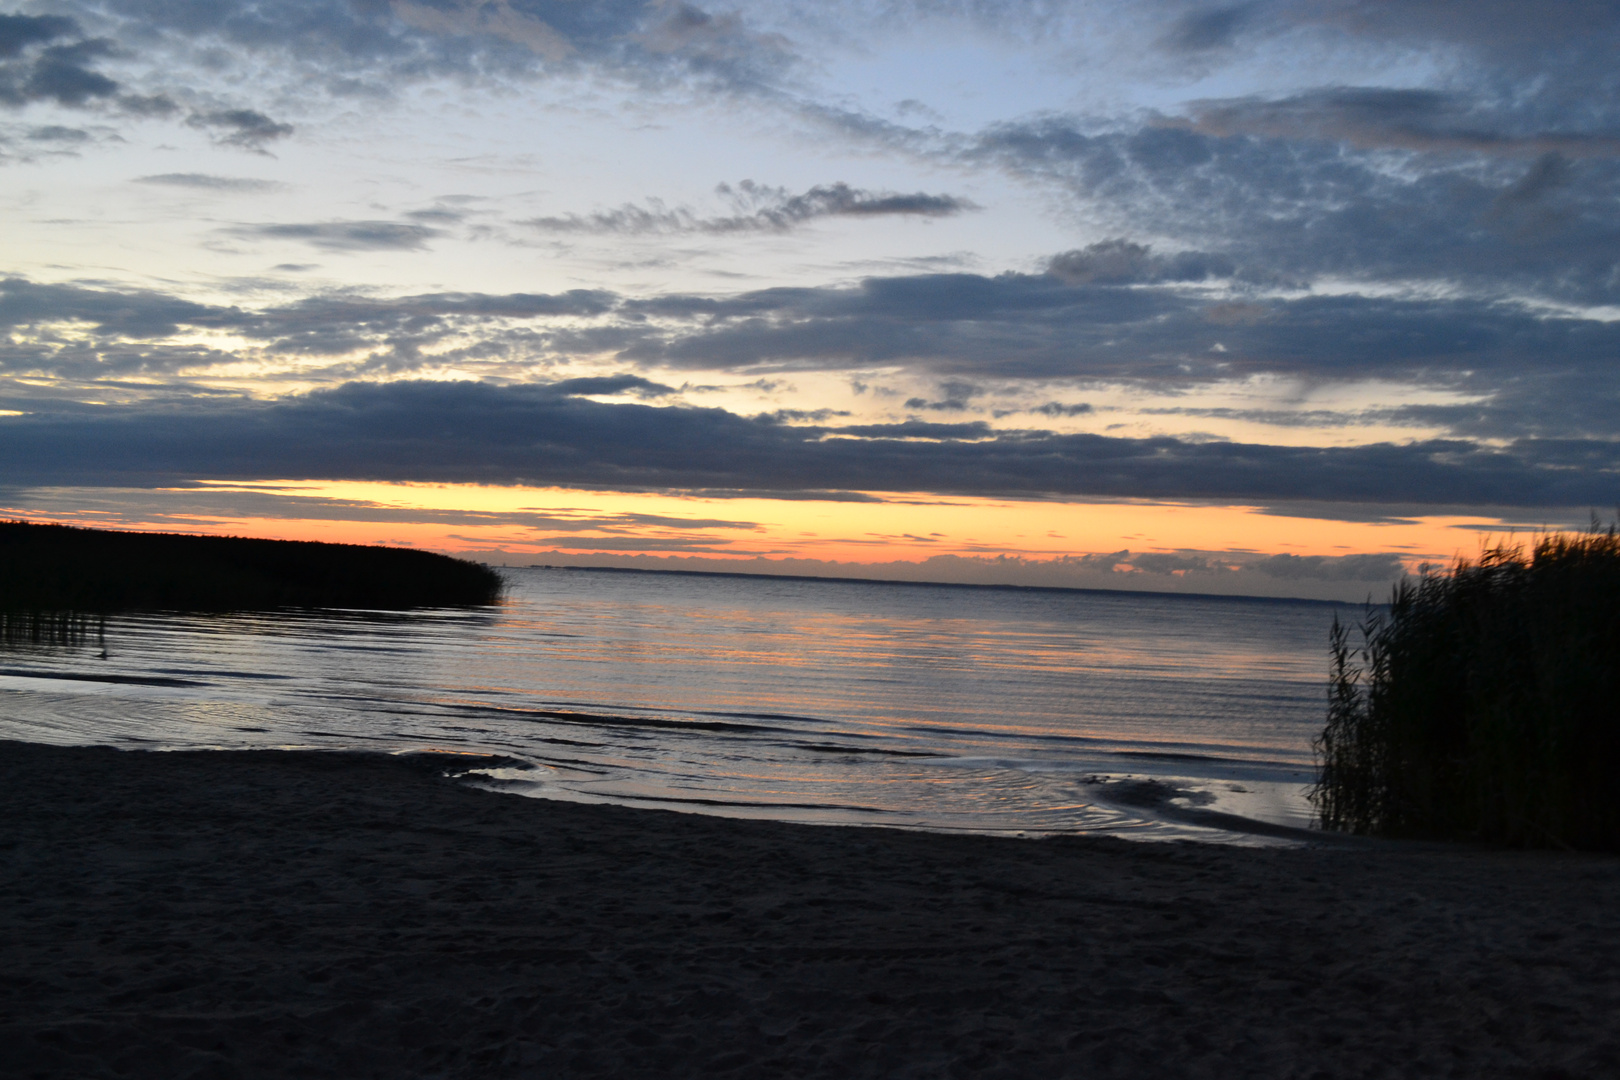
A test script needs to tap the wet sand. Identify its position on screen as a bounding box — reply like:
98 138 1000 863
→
3 740 1618 1078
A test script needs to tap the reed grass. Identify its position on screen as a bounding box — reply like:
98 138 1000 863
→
0 521 503 612
0 610 105 647
1312 525 1620 850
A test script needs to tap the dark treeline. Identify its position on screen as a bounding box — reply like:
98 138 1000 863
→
1313 527 1620 850
0 522 503 612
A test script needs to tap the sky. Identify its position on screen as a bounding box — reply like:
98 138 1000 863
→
2 0 1617 600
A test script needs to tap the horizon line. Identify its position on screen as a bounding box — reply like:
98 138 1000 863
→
514 562 1376 608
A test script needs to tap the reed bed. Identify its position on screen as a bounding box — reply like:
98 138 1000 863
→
1313 526 1620 850
0 610 105 647
0 521 503 613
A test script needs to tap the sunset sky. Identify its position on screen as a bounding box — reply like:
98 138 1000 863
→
2 1 1616 599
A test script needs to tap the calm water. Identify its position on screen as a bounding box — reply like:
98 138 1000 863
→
0 568 1351 842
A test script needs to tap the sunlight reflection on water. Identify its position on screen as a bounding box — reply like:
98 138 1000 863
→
0 568 1353 843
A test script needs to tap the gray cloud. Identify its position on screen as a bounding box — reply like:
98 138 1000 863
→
835 419 992 440
632 2 799 90
1126 552 1218 575
1254 552 1407 582
1278 0 1620 75
0 13 77 59
757 407 850 424
0 276 234 338
1158 5 1255 53
43 0 798 107
0 15 118 108
0 482 761 534
135 172 283 192
616 272 1620 404
231 221 443 252
115 91 177 117
0 278 617 370
26 124 89 142
1046 240 1234 285
544 374 676 399
515 534 742 553
186 108 294 151
968 116 1620 305
903 379 983 412
227 288 620 356
1030 402 1093 418
0 380 1617 509
1182 87 1620 157
527 180 975 235
10 270 1620 447
0 11 298 159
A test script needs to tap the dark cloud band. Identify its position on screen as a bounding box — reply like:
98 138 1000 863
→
0 380 1614 509
526 181 976 236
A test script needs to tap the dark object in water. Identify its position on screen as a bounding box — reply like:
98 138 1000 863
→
1312 525 1620 850
0 521 503 612
0 609 104 646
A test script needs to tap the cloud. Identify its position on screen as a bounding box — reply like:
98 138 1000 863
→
758 407 850 424
1125 552 1218 575
0 482 763 534
230 221 443 252
1030 402 1092 418
13 268 1620 447
134 173 284 192
0 277 617 366
0 14 78 59
542 374 676 398
633 2 799 88
0 277 235 338
0 11 290 155
515 534 741 553
228 288 619 355
389 0 577 62
1276 0 1620 73
26 125 89 142
2 380 1615 509
1181 87 1620 157
115 92 177 117
614 271 1620 419
1046 240 1234 285
736 182 971 219
46 0 800 109
0 16 119 108
186 108 294 151
1158 5 1254 53
967 115 1620 305
1505 150 1572 198
835 419 993 440
903 380 983 412
527 180 976 235
1254 552 1406 582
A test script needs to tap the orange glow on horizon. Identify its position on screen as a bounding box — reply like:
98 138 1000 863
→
1 478 1561 577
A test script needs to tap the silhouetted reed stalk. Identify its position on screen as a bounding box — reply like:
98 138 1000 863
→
1312 526 1620 850
0 610 105 647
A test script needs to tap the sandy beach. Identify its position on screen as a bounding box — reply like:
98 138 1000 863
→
3 740 1618 1078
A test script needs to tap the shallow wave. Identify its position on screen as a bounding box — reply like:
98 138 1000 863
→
0 568 1341 842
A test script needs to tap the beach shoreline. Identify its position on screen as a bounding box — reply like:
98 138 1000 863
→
3 740 1617 1078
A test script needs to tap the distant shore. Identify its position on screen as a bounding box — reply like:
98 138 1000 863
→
520 562 1358 607
2 740 1617 1078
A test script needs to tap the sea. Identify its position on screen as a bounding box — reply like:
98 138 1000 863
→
0 567 1356 844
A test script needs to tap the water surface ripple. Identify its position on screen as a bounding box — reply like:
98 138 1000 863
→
0 568 1351 843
